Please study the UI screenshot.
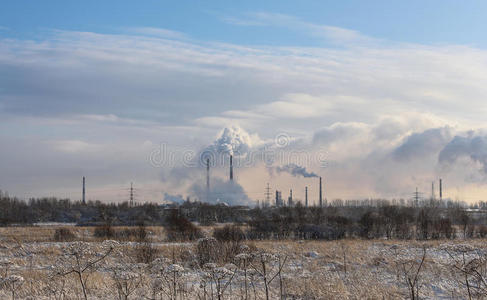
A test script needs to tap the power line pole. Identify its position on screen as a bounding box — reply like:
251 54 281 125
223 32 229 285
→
265 183 271 207
413 187 422 207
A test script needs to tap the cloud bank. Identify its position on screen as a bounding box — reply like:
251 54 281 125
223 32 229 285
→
1 15 487 203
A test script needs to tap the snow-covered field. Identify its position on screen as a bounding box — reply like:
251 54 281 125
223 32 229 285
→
0 227 486 299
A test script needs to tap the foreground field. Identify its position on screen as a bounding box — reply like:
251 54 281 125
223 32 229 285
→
0 226 486 299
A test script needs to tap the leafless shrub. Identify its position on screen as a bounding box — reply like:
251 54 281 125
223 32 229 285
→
53 240 116 299
0 275 24 300
250 251 288 300
165 210 203 242
443 243 487 299
213 225 247 263
109 262 145 300
114 224 150 242
478 225 487 238
133 225 159 264
399 246 427 300
339 241 349 277
151 258 186 300
197 237 220 266
202 262 237 300
213 225 246 243
94 224 115 239
53 228 76 242
43 273 68 300
0 259 13 277
135 238 160 264
234 250 252 300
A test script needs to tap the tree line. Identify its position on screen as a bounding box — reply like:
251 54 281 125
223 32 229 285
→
1 190 487 240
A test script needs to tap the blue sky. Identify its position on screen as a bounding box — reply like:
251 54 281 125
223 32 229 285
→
2 0 487 47
2 1 487 204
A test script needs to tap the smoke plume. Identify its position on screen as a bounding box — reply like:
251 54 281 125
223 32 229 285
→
439 134 487 173
393 127 451 162
163 193 186 204
190 178 252 206
205 126 255 156
275 163 318 178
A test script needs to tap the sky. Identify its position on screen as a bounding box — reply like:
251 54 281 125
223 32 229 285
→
1 1 487 204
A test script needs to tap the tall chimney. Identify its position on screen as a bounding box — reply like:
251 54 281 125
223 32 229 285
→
305 186 308 207
229 155 233 181
82 176 86 204
439 178 443 201
206 158 210 201
319 177 323 207
288 189 293 207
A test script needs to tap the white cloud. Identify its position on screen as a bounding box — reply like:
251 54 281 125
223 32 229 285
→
50 140 101 153
255 94 332 118
221 12 374 45
79 114 119 122
128 27 188 40
1 19 487 202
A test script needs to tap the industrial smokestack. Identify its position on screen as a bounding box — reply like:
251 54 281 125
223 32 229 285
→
288 189 293 207
439 178 443 201
275 190 282 207
206 158 210 201
319 177 323 207
229 155 233 181
82 176 86 204
305 186 308 207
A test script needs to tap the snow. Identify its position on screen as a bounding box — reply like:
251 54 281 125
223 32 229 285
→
0 238 486 298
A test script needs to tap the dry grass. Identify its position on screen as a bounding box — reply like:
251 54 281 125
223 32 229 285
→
0 226 169 243
1 227 487 299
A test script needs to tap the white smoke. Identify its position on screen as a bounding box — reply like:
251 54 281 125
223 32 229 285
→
159 126 259 206
439 133 487 174
163 193 186 204
190 178 253 206
207 126 256 156
393 127 451 162
274 163 318 178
